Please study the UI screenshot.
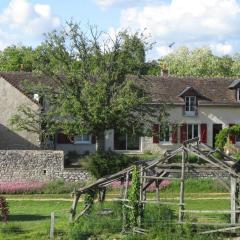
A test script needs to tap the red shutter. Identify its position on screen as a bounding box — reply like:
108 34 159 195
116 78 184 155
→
180 124 187 143
229 124 236 144
171 124 178 144
200 123 207 143
152 124 159 144
57 133 72 144
91 134 96 144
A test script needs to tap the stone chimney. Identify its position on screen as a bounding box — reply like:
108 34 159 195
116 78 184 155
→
20 64 24 72
161 69 169 77
160 63 169 77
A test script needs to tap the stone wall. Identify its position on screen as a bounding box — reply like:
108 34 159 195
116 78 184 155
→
0 150 90 182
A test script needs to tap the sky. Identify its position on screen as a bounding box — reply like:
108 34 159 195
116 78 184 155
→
0 0 240 59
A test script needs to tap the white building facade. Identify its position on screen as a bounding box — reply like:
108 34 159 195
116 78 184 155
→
55 76 240 154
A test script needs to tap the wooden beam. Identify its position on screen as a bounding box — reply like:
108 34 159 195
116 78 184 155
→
231 176 237 225
142 176 181 180
76 166 134 194
182 210 240 214
179 149 185 223
70 193 81 222
141 200 179 205
199 225 240 235
187 146 239 177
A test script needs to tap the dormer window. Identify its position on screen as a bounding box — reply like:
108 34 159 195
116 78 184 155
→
185 96 197 116
178 86 210 117
33 93 40 102
228 80 240 103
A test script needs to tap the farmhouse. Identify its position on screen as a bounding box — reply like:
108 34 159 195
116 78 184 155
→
0 72 47 149
1 71 240 154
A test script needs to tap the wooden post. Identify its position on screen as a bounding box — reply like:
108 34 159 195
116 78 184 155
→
143 169 147 202
70 193 81 222
179 150 186 223
124 171 130 199
120 177 124 198
122 171 130 232
138 166 144 227
231 176 237 225
139 166 143 202
50 212 55 239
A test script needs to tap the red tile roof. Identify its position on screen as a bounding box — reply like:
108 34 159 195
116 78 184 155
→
130 75 239 105
0 72 50 104
1 72 239 106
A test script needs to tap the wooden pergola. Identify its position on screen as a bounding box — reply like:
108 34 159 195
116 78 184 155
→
70 138 240 233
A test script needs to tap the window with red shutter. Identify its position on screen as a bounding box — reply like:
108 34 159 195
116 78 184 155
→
171 124 178 144
180 124 187 143
152 124 159 144
91 135 96 144
229 124 236 144
200 123 207 143
57 133 72 144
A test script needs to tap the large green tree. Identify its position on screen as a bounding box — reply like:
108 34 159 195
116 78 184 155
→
160 46 237 77
0 45 35 72
11 22 163 150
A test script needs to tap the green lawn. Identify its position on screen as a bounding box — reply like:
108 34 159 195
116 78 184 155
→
0 193 232 240
0 200 72 240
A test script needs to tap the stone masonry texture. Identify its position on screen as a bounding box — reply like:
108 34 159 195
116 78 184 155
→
0 150 90 182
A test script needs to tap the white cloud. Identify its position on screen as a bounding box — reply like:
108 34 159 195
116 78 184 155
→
95 0 159 9
210 43 233 55
96 0 119 8
0 0 60 49
116 0 240 57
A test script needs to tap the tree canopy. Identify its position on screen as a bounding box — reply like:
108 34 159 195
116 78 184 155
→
11 22 161 150
0 46 35 72
160 46 240 77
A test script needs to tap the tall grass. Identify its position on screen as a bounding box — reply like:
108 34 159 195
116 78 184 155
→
68 202 225 240
162 178 228 193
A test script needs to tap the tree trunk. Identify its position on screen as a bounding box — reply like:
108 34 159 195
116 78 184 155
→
96 131 105 151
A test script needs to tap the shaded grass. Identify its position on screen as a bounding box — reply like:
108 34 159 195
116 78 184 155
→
0 200 72 240
0 178 232 240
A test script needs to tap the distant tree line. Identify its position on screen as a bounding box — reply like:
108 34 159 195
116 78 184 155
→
2 43 240 77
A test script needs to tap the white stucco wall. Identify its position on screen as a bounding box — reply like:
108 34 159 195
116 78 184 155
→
0 77 40 149
141 105 240 153
51 104 240 154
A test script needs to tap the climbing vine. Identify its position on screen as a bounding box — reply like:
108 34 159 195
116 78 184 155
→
215 124 240 150
128 165 143 228
83 189 96 214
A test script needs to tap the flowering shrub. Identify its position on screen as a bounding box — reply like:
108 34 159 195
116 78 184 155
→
0 182 45 194
0 196 9 222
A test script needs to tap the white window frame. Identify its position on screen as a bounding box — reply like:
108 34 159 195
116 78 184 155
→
187 124 199 140
114 132 140 150
74 135 91 144
33 93 40 102
185 96 197 116
237 88 240 102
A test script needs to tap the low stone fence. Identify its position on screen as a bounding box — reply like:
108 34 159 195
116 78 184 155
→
0 150 90 182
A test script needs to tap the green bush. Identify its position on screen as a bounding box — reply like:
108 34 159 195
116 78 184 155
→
170 154 202 163
233 152 240 160
81 151 138 179
42 180 85 194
